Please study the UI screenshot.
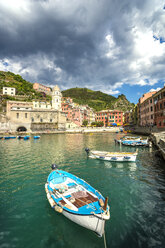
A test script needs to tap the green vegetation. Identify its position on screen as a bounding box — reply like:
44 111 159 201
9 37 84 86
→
62 88 134 112
91 121 104 127
0 71 52 112
82 120 88 126
0 71 134 114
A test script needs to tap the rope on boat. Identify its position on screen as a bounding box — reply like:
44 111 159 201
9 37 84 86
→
103 232 107 248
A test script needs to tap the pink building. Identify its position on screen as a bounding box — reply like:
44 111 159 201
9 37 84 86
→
153 86 165 128
139 91 157 126
33 83 51 95
61 98 95 126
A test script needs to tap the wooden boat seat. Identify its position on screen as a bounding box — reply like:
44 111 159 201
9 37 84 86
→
59 192 98 208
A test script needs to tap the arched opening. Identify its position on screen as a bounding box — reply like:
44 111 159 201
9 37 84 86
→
17 126 27 132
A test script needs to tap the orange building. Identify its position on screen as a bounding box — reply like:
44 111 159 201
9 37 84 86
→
33 82 51 95
96 110 123 126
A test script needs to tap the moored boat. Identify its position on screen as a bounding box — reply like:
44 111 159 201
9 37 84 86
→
33 135 40 139
85 148 138 162
45 164 110 237
121 139 149 146
24 136 30 140
115 136 149 146
17 135 30 140
4 136 11 140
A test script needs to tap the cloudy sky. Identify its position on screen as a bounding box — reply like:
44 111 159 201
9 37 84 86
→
0 0 165 103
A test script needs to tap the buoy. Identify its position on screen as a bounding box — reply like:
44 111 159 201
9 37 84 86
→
54 205 63 213
99 198 104 208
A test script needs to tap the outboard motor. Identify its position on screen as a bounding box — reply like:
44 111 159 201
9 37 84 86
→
85 148 90 156
51 164 58 170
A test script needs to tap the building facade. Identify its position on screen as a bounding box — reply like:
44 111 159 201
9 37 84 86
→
33 82 51 95
139 91 157 126
6 101 66 132
61 98 95 127
153 86 165 128
3 87 16 96
96 110 123 126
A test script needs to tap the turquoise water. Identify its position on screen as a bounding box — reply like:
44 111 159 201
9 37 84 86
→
0 133 165 248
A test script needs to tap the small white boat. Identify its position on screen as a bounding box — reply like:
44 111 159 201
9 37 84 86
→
45 164 110 237
115 136 149 146
115 136 141 144
85 148 138 162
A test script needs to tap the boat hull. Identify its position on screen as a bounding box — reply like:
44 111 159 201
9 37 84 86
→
63 209 106 237
89 154 137 162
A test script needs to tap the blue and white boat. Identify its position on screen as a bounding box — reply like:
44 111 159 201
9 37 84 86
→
4 136 11 140
115 136 149 146
24 136 30 140
33 135 40 139
121 139 149 146
45 165 110 237
85 148 138 162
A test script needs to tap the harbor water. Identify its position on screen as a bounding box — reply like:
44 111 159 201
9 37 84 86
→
0 133 165 248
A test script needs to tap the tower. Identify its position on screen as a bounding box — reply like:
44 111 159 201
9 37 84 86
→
52 85 62 110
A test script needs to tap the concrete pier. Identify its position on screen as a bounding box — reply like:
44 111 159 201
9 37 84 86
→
150 132 165 161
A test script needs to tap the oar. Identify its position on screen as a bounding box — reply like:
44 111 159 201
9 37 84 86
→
53 189 78 211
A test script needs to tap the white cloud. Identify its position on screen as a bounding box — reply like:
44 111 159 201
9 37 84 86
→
149 87 161 92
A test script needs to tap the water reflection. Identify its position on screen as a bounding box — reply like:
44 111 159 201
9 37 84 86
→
0 133 165 248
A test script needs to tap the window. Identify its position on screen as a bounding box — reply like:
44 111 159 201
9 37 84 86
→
40 118 43 122
50 119 52 122
150 106 153 111
31 117 34 122
17 113 19 119
25 113 27 118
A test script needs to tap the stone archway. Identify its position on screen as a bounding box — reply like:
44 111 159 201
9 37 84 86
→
17 126 27 132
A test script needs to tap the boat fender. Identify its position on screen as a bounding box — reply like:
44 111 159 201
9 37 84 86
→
54 205 63 213
124 156 131 159
99 198 104 208
111 157 117 160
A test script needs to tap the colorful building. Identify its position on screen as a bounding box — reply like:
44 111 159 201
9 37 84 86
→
33 82 51 95
61 98 95 126
153 86 165 128
96 110 123 126
139 91 157 126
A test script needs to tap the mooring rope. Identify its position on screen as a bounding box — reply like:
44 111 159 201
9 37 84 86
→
103 231 107 248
